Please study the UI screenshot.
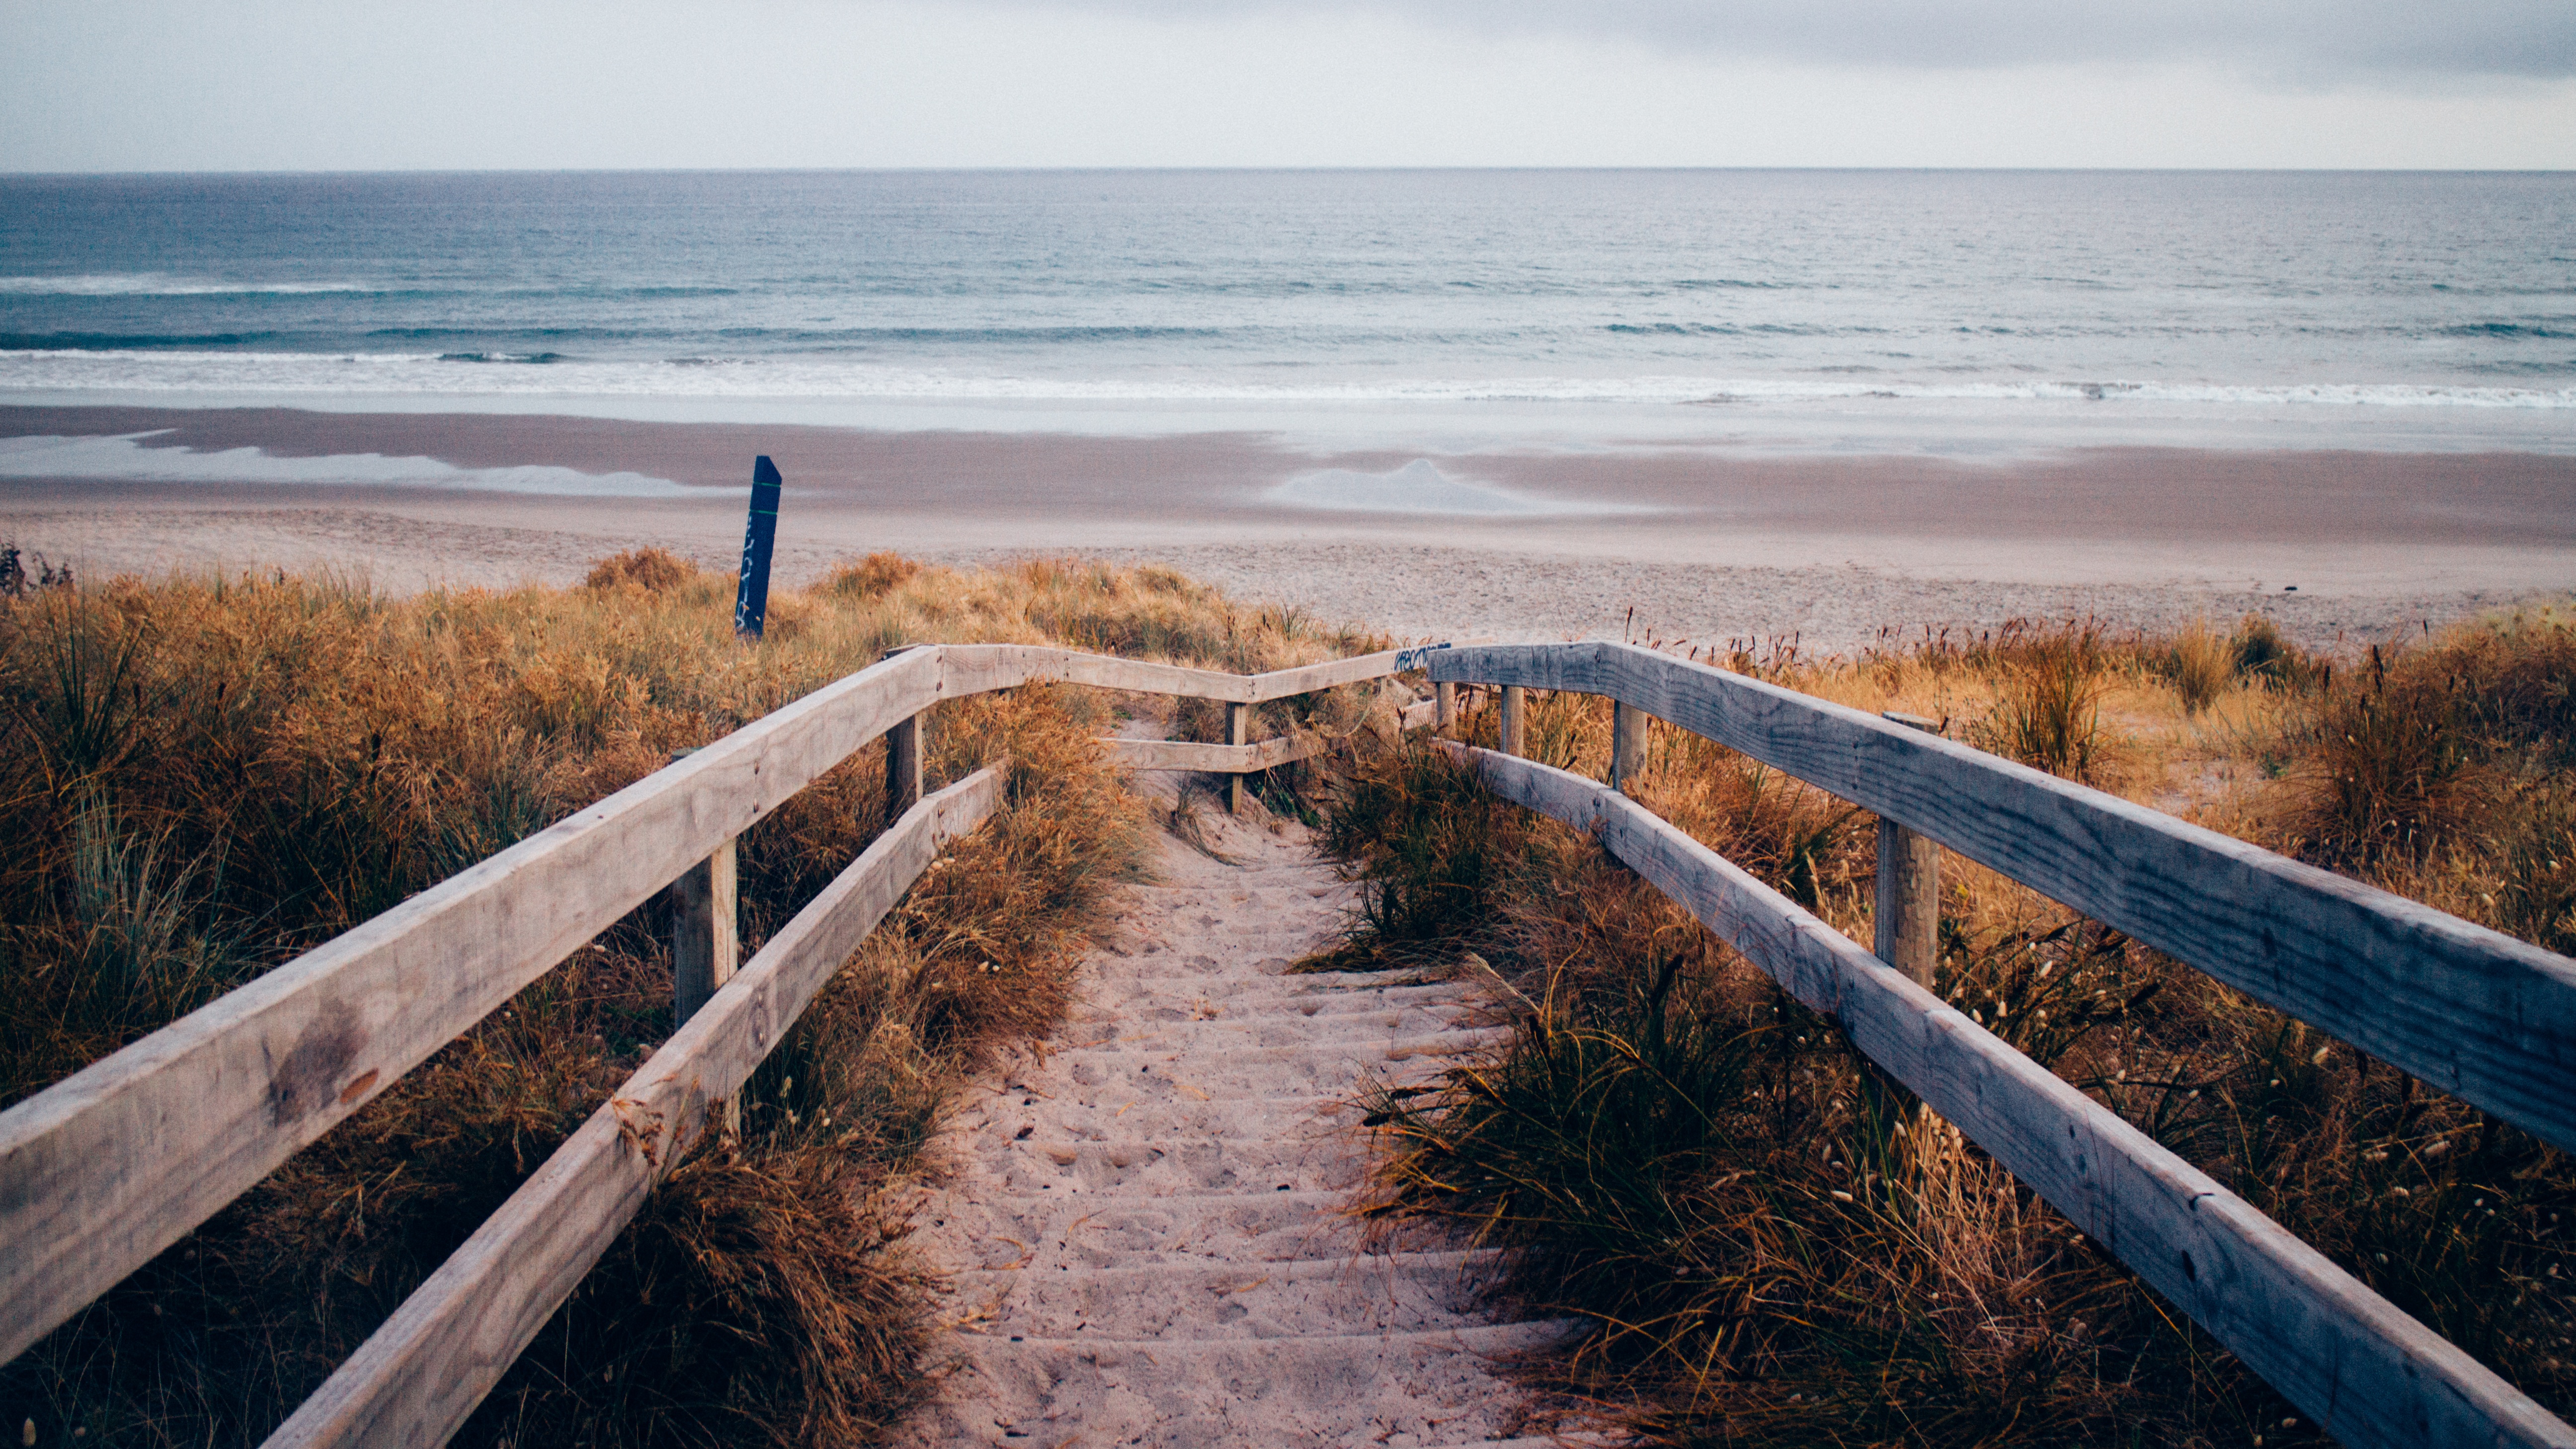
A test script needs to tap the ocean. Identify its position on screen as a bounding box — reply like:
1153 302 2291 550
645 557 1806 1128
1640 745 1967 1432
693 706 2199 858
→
1 169 2571 456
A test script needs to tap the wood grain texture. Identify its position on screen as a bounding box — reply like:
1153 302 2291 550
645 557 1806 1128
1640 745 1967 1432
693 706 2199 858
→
263 767 1006 1449
0 646 952 1366
1873 710 1942 987
1611 700 1647 793
928 644 1417 705
1247 648 1415 703
1874 820 1938 987
1103 734 1315 775
1428 642 2576 1155
886 712 923 822
0 638 1415 1365
669 841 738 1025
1455 744 2576 1449
1227 703 1249 813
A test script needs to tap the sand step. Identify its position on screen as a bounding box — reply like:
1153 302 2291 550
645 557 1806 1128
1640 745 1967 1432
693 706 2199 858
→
1073 976 1470 1010
966 1136 1364 1196
918 1321 1586 1449
1067 1002 1481 1040
1046 1031 1509 1094
1117 886 1348 908
951 1091 1362 1143
1113 883 1336 897
897 813 1539 1445
923 1188 1363 1270
1108 916 1340 934
951 1250 1500 1339
1115 867 1342 888
1090 950 1336 978
1109 897 1338 913
1057 1002 1481 1049
1078 970 1468 997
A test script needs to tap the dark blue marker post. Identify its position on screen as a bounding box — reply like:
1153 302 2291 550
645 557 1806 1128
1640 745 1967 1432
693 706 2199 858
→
733 456 783 640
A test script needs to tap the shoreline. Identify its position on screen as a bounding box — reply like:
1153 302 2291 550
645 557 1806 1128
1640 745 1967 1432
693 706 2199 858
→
4 404 2569 655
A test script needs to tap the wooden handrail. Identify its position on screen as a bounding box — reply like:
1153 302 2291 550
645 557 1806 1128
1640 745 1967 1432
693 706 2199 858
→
0 646 945 1364
1101 693 1441 777
930 642 1417 705
0 641 1435 1365
1454 743 2576 1449
6 625 2570 1447
265 767 1006 1449
1109 733 1317 776
1428 641 2576 1156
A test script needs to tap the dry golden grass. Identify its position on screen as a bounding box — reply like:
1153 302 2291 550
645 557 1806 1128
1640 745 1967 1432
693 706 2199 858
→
0 548 1377 1448
13 548 2572 1448
1330 609 2576 1448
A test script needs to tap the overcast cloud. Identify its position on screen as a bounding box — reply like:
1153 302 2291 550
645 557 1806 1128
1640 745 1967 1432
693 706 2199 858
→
2 0 2571 171
1054 0 2576 80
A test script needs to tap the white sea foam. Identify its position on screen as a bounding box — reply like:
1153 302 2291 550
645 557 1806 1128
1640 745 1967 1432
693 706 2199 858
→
0 349 2568 411
1267 460 1644 516
0 274 376 297
0 433 698 496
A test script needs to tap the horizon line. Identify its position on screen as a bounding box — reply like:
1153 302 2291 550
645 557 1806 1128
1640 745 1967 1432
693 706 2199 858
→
6 163 2576 179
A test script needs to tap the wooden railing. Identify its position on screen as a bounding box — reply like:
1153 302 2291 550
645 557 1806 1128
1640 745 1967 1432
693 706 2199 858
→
1429 642 2576 1449
0 642 1434 1447
8 634 2571 1447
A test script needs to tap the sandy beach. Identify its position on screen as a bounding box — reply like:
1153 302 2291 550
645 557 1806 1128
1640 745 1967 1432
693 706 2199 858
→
3 404 2569 656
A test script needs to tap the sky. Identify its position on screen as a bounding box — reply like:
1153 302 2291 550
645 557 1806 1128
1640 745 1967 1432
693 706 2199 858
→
2 0 2571 171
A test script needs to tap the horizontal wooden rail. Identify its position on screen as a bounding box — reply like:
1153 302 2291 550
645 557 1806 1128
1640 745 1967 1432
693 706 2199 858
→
0 645 946 1365
1099 691 1442 777
266 766 1005 1449
1108 734 1317 775
1428 642 2576 1156
1454 744 2576 1449
931 643 1416 705
0 639 1438 1366
1247 648 1424 702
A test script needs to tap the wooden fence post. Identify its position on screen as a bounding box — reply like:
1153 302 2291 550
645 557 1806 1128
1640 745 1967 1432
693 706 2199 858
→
1874 711 1941 986
1499 685 1526 757
1226 702 1249 814
1610 700 1648 795
672 839 738 1024
1434 682 1456 736
878 644 927 827
886 712 924 824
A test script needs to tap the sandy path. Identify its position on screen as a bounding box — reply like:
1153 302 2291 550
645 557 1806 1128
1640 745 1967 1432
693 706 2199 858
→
888 799 1569 1449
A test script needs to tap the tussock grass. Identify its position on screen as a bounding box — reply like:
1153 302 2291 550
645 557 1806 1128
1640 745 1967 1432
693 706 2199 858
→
2157 618 2238 714
1968 621 2116 782
1296 737 1520 973
0 547 1357 1447
1326 609 2576 1447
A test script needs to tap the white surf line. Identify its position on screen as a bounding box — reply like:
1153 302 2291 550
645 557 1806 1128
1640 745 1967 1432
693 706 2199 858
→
0 432 700 497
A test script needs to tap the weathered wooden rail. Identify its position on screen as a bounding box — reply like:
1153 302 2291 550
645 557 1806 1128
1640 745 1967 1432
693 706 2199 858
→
271 766 1007 1445
6 633 2572 1447
1433 644 2576 1154
1428 642 2576 1449
0 641 1434 1447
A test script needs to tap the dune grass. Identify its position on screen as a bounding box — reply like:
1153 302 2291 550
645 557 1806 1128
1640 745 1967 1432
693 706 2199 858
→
0 548 1385 1448
1324 610 2576 1447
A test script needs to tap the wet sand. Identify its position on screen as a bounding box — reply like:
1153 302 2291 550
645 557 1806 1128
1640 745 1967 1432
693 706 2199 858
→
3 404 2569 654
